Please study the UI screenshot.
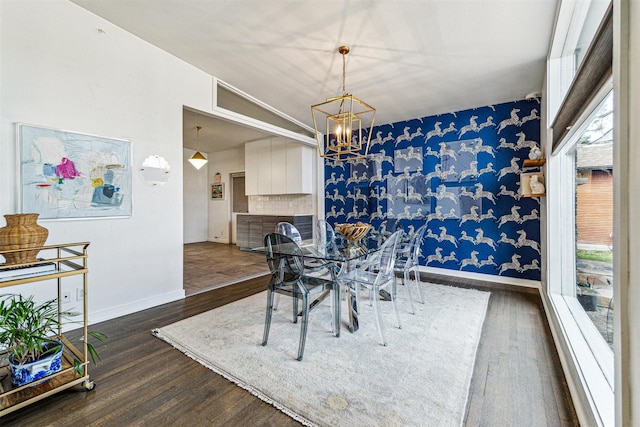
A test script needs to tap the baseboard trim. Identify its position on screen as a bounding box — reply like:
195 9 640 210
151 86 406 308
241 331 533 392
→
421 266 541 289
88 289 186 325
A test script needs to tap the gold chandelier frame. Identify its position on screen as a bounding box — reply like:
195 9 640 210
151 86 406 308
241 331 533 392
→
311 46 376 162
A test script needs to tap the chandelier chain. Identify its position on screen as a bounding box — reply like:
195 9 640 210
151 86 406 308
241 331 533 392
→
342 50 346 95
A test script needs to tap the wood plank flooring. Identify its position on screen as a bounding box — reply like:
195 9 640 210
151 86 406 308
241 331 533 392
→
1 250 579 426
183 242 269 295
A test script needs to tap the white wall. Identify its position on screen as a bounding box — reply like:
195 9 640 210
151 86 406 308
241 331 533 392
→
207 147 245 243
0 1 217 323
183 148 210 243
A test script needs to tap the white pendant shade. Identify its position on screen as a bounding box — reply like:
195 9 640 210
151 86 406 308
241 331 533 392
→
188 151 208 170
188 125 208 170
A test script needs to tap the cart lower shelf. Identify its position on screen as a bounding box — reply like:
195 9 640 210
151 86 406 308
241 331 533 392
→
0 339 94 416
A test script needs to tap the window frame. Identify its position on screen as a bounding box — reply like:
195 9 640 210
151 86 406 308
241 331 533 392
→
547 80 614 426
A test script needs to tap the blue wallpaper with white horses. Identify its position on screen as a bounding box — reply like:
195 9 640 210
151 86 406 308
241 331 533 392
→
324 99 542 281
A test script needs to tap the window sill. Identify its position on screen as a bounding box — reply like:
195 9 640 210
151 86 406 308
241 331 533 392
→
549 293 614 427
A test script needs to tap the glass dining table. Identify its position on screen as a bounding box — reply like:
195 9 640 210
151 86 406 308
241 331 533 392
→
250 234 386 333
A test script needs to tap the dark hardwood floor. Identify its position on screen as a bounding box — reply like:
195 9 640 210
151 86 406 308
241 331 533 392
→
1 250 579 426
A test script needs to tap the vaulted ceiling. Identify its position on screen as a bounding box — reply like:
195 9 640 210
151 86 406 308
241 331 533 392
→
72 0 558 153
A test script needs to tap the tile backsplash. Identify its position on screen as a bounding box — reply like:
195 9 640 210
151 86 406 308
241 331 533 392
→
249 194 313 215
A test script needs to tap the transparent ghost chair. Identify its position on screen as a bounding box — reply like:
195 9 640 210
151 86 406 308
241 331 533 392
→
393 223 428 314
262 233 341 361
337 230 403 346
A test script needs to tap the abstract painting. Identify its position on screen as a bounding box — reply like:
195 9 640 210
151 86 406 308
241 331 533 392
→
18 123 132 219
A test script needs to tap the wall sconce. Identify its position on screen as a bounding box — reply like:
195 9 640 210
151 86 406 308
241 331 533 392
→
140 155 170 186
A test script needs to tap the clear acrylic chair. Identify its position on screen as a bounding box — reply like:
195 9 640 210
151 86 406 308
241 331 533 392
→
393 223 428 314
276 221 303 244
273 221 334 310
338 230 403 346
262 233 341 361
315 219 339 254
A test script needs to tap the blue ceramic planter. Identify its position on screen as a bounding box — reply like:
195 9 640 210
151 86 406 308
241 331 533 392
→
9 341 64 387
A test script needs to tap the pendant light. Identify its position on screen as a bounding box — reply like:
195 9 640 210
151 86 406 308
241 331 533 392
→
311 46 376 162
188 125 208 170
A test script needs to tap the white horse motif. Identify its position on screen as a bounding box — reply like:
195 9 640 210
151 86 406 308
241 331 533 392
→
326 172 345 185
498 206 522 227
499 254 522 275
460 251 481 269
498 232 518 247
439 142 458 160
460 205 480 224
497 157 521 181
519 109 540 125
426 247 444 264
521 259 541 272
458 116 479 138
478 163 495 177
438 226 458 247
426 206 444 222
425 122 443 142
474 228 497 250
497 137 518 151
497 108 521 134
497 185 520 200
520 209 539 223
516 230 541 254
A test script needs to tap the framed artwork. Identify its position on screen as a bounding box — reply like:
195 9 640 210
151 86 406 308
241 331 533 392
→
394 147 423 173
18 123 132 220
434 184 483 220
211 183 224 200
439 138 480 183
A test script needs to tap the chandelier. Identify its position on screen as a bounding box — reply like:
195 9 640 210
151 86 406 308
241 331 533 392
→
311 46 376 162
188 125 208 170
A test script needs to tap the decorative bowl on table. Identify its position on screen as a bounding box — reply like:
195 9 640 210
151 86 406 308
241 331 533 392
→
335 222 372 244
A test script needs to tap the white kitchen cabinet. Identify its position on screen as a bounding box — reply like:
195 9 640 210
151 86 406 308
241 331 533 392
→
245 138 313 195
244 140 259 195
286 143 313 194
270 138 287 193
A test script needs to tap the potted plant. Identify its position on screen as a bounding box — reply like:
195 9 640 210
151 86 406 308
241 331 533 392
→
0 294 107 387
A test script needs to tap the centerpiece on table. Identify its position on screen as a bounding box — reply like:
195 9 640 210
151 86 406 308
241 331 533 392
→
335 222 372 257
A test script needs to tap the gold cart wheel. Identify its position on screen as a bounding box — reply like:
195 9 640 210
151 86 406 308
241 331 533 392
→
83 380 96 391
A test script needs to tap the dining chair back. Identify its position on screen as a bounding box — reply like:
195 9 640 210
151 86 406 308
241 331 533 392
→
394 223 428 314
316 219 339 253
275 222 303 244
338 230 403 346
262 233 341 361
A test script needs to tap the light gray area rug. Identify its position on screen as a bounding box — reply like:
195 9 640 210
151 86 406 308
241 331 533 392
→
153 283 490 427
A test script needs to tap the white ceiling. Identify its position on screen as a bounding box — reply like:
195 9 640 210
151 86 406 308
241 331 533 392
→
72 0 558 153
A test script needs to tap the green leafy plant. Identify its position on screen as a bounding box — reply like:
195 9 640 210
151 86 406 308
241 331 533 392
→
0 294 107 376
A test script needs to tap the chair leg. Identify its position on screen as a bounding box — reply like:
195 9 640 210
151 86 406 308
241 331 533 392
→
262 289 275 346
391 278 402 330
413 265 425 304
297 295 311 361
273 293 281 310
371 288 387 346
403 268 416 314
292 296 298 323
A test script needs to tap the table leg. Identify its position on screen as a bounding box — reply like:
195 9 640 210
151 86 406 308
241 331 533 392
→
347 283 359 333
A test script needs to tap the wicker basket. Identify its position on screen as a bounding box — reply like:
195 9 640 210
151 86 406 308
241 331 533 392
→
0 213 49 266
335 222 372 243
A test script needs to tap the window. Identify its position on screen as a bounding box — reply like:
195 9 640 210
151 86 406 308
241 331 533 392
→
549 88 614 425
547 3 614 423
